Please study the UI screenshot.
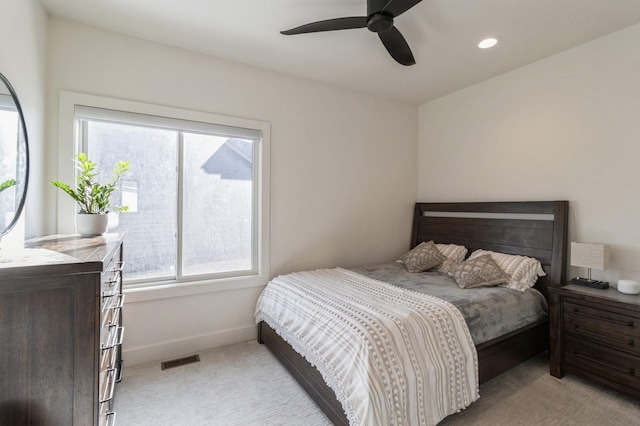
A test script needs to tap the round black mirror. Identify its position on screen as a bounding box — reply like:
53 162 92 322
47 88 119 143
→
0 72 29 239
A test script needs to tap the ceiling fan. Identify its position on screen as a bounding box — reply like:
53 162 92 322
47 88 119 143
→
281 0 423 66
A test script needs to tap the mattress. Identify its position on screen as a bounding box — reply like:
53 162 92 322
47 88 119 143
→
349 262 548 345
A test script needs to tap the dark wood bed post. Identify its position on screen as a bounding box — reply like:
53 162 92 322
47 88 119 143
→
550 201 569 286
258 200 569 425
548 201 568 378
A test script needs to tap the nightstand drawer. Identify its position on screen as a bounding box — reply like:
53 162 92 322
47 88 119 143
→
563 302 640 355
565 336 640 392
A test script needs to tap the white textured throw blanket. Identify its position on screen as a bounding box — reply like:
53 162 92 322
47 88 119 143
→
255 268 479 426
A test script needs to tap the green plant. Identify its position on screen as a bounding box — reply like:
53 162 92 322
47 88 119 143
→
0 178 16 194
51 153 131 214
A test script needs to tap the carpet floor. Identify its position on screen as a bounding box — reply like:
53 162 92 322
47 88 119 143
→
114 341 640 425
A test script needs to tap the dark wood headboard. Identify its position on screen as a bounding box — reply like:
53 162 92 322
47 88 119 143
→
411 201 568 300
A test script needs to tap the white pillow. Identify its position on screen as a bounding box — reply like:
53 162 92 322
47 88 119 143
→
435 243 467 261
468 249 546 291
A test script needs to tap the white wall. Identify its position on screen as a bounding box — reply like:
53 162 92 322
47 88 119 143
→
418 23 640 285
0 0 48 240
46 18 418 365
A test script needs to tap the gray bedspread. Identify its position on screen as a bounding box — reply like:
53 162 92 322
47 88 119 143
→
349 262 548 346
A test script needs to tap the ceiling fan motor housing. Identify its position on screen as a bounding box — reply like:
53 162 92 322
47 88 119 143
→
367 14 394 33
367 0 396 33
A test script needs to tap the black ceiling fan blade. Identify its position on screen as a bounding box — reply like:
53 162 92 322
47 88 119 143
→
281 16 367 35
381 0 423 18
378 26 415 66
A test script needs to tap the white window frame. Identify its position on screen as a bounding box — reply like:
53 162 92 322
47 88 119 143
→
57 91 270 302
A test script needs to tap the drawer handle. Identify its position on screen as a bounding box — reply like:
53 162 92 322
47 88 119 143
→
100 368 117 403
574 350 636 375
101 326 125 350
101 294 125 316
103 293 125 309
107 274 122 287
110 293 125 310
573 308 634 328
105 411 116 426
101 285 120 299
100 344 118 371
108 260 125 273
110 261 125 273
574 325 635 347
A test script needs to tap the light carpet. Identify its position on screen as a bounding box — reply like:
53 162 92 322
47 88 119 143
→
114 341 640 425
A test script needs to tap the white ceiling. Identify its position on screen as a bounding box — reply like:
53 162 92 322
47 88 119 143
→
39 0 640 105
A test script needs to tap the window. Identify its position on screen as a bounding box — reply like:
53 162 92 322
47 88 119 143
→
70 102 269 289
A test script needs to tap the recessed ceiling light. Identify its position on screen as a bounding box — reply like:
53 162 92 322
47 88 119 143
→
478 38 498 49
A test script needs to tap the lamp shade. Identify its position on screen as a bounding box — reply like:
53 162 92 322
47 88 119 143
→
570 242 610 270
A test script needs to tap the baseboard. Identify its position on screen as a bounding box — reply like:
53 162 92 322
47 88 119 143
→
122 325 257 366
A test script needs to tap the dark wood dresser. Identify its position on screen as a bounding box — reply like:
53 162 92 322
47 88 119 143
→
0 234 125 425
550 284 640 399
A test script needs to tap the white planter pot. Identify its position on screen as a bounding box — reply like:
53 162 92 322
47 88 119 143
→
77 213 109 236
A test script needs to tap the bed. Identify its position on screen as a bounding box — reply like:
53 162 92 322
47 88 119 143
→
256 201 568 425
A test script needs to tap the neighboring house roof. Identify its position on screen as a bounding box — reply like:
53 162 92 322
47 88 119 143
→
201 139 252 180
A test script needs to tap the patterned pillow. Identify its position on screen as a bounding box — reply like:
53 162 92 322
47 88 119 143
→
435 243 468 262
400 241 447 273
433 243 468 272
450 254 510 289
468 249 546 292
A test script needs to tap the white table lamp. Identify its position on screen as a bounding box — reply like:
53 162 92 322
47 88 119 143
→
570 242 610 288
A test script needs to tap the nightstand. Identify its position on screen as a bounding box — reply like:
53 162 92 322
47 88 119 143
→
549 284 640 400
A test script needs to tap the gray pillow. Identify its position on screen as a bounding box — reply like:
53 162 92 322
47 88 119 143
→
450 254 509 289
400 241 447 273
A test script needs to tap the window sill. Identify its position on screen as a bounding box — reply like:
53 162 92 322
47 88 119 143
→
123 274 267 304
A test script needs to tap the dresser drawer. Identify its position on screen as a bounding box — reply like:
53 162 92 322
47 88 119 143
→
98 409 116 426
100 322 124 355
100 345 118 379
565 335 640 392
101 344 118 372
101 293 124 328
563 301 640 355
101 274 122 307
101 247 123 299
99 365 118 426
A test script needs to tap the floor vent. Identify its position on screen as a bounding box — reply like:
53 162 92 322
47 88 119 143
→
161 354 200 370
